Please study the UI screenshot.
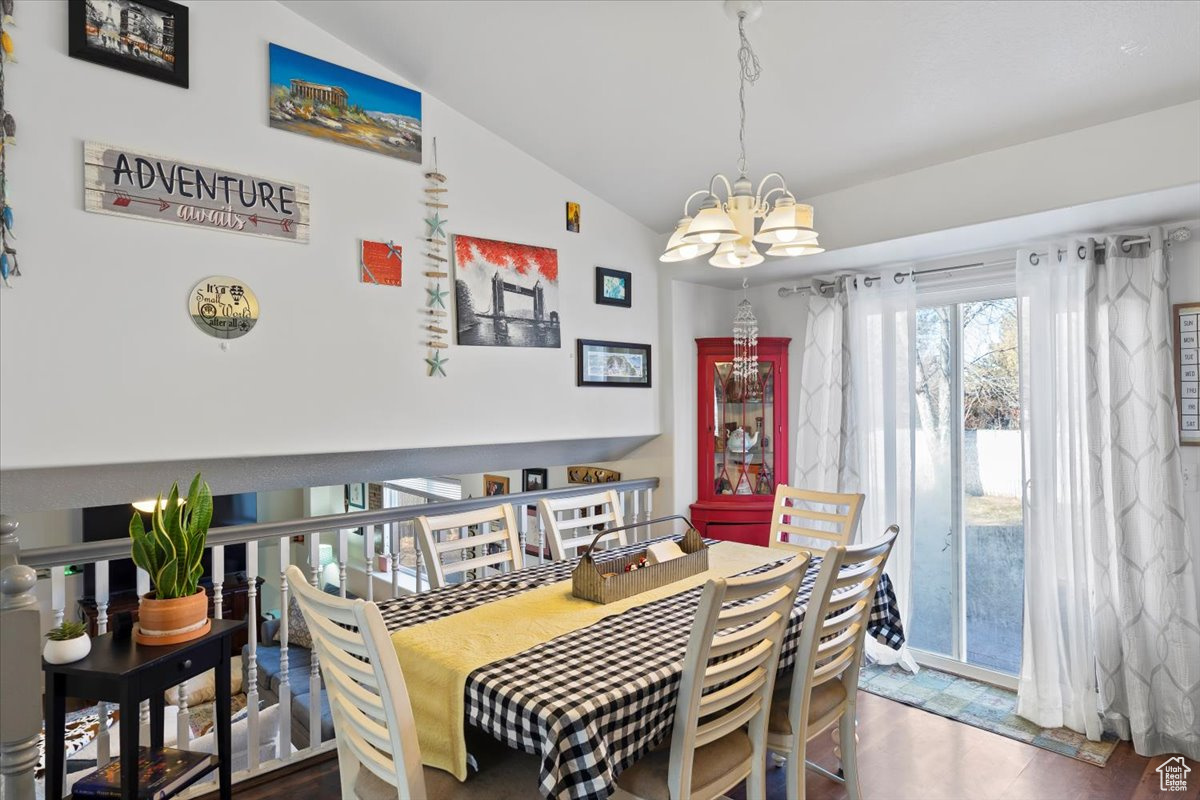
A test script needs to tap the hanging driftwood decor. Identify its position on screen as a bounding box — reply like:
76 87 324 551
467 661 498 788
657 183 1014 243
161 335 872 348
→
0 1 18 287
423 137 449 376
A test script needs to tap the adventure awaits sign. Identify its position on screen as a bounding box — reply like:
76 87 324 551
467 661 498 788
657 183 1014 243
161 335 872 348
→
84 142 310 244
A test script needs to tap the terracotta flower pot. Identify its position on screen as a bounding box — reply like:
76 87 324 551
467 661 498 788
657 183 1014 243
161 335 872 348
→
135 588 210 646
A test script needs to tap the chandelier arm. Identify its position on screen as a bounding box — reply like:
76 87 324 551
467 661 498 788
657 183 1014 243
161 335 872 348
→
761 187 793 207
709 173 735 202
755 172 789 200
682 189 712 218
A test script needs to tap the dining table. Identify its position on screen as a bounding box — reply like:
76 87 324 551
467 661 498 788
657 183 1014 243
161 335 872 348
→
376 535 905 800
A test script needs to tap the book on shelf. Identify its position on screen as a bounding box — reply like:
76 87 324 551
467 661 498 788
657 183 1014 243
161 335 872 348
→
71 747 216 799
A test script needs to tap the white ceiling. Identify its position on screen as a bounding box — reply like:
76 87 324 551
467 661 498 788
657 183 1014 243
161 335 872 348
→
283 0 1200 236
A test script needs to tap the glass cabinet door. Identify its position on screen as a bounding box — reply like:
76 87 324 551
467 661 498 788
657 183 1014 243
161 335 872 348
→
712 360 777 496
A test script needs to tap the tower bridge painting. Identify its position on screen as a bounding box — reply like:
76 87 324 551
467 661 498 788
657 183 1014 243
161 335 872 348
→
454 234 561 348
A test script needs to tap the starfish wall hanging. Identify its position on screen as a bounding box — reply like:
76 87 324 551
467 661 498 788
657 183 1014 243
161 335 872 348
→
422 138 450 376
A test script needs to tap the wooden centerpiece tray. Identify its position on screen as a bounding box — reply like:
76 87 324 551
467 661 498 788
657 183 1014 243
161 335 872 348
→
572 515 708 604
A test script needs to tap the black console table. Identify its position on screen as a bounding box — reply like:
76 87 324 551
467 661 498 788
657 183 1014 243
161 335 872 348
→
43 618 242 800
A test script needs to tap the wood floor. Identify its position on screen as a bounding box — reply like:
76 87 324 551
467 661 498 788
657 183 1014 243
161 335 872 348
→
226 692 1198 800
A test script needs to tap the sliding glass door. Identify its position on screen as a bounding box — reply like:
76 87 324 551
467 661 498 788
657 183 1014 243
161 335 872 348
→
909 296 1024 679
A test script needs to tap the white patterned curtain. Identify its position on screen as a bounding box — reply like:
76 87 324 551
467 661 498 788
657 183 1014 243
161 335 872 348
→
1088 235 1200 759
842 271 919 671
1016 233 1200 759
1015 241 1102 738
794 289 848 491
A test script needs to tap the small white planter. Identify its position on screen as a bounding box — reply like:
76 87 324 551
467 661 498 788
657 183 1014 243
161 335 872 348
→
43 634 91 665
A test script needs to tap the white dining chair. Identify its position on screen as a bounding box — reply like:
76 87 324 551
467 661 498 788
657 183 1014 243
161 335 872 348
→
286 565 538 799
538 489 627 561
415 504 524 589
767 486 865 554
766 526 898 800
613 554 809 800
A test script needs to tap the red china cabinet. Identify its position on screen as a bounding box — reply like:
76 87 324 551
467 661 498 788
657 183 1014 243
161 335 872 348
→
689 337 790 546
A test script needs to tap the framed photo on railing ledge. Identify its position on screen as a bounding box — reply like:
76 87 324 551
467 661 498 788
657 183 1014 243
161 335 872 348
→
576 339 651 388
1176 302 1199 445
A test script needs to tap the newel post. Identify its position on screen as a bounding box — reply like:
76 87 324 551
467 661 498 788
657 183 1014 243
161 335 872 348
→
0 516 42 800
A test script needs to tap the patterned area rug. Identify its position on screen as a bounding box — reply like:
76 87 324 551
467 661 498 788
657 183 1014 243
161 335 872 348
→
859 663 1120 766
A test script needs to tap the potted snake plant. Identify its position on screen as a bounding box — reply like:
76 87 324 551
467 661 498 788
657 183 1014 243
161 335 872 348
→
128 473 213 646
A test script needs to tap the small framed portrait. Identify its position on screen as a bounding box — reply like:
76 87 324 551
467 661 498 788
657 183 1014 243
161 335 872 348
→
522 468 548 493
483 474 510 496
576 339 651 388
68 0 190 88
595 267 632 308
566 201 581 233
346 482 367 510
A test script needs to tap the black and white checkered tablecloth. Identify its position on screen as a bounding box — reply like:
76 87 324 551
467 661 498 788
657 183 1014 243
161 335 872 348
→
377 539 904 800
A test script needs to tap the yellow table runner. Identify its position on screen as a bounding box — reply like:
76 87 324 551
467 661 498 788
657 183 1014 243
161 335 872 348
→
391 540 788 779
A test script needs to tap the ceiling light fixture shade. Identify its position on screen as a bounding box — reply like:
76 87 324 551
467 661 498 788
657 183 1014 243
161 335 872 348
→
709 240 765 269
659 0 821 268
754 199 818 245
681 202 740 245
660 217 717 262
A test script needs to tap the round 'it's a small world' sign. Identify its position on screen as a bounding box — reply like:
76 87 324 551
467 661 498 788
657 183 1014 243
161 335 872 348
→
188 276 259 340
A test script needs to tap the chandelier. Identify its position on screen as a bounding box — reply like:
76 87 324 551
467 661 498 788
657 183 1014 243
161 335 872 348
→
659 0 823 269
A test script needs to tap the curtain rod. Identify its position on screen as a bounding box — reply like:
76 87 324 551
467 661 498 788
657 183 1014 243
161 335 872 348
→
777 227 1191 297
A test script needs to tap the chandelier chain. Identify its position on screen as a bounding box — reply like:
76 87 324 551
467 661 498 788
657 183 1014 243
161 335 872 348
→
736 11 761 177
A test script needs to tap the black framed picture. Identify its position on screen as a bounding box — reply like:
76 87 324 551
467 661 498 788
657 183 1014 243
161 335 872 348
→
595 267 632 308
68 0 190 88
522 468 548 492
576 339 651 388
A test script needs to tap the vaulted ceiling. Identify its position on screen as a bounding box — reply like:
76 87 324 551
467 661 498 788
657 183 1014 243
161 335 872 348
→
284 0 1199 239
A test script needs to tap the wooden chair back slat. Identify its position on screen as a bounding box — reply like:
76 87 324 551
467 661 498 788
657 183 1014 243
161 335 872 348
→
286 565 427 799
416 504 523 589
538 490 626 561
778 528 898 748
768 486 865 553
664 555 809 798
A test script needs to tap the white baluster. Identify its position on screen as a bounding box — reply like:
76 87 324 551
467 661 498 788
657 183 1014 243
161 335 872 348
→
135 567 150 599
337 528 348 598
176 687 191 753
95 561 111 768
413 521 423 593
277 537 291 761
50 566 65 628
631 490 642 542
308 533 321 589
364 523 375 602
618 491 629 537
212 546 224 620
537 512 546 565
643 488 653 541
391 523 401 598
139 700 150 747
307 528 324 752
516 506 527 568
245 541 262 769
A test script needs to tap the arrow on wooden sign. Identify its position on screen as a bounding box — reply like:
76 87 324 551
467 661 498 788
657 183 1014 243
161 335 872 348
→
111 192 171 212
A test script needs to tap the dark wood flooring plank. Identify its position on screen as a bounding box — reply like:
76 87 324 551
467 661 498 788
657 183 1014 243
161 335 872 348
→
230 693 1198 800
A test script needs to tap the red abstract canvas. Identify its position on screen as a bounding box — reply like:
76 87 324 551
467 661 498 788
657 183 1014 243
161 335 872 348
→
452 234 560 348
361 239 402 287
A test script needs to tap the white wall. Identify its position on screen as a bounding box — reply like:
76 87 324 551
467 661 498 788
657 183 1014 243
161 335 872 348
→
658 279 743 517
0 1 662 472
1168 221 1200 558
